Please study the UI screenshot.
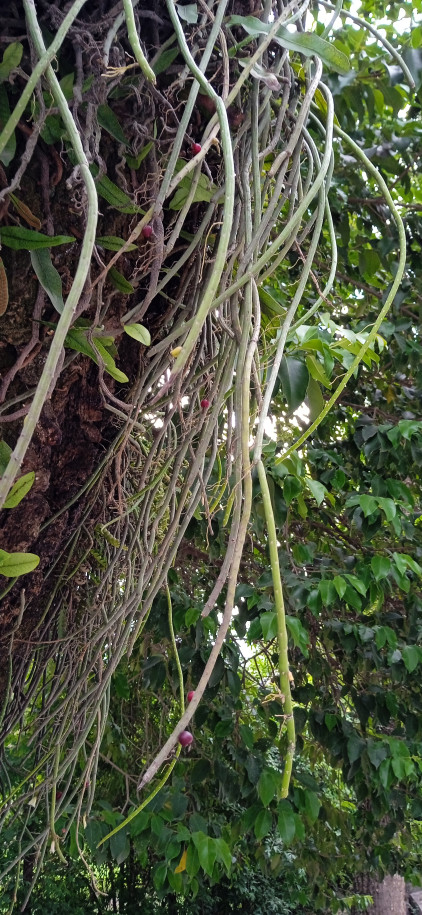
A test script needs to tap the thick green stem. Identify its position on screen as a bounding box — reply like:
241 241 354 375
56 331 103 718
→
122 0 156 83
257 460 295 798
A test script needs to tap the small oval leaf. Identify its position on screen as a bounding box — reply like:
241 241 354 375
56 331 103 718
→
3 471 35 508
0 227 74 250
96 236 137 252
0 549 40 577
123 323 151 346
30 249 64 314
0 257 9 316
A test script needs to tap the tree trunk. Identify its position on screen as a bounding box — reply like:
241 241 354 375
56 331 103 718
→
353 874 406 914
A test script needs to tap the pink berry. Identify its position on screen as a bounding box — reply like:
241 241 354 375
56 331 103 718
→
178 730 194 747
187 691 195 702
142 224 153 239
191 142 202 155
200 399 210 410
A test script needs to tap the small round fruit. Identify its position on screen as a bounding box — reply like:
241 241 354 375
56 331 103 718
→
142 224 153 239
187 690 195 702
191 142 202 155
200 398 210 410
178 730 194 747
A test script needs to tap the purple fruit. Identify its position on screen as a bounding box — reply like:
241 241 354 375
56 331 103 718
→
178 730 194 747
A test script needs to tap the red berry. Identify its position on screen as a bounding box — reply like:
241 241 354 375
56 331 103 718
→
187 691 195 702
142 224 153 239
191 142 202 155
178 730 194 747
200 399 210 410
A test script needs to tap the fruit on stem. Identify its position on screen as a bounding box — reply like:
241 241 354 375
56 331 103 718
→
178 730 194 747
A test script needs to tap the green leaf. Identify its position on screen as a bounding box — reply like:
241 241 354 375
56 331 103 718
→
0 227 74 250
124 324 151 346
259 287 286 317
84 819 109 854
97 104 129 145
108 267 134 294
96 236 138 252
126 141 154 169
65 328 98 360
359 494 378 517
128 810 150 837
376 497 396 522
254 808 272 839
0 85 16 166
110 827 130 864
59 72 75 101
40 114 67 145
214 837 232 872
169 173 216 211
239 724 254 750
277 801 296 843
333 575 347 599
94 173 142 213
279 357 309 411
303 790 321 823
258 768 280 806
260 611 278 641
65 329 128 383
391 755 414 780
402 645 422 673
325 713 338 731
286 616 309 657
367 740 388 769
214 719 233 738
0 42 23 82
344 574 367 596
153 46 180 76
0 440 12 475
347 735 365 764
3 472 35 508
359 248 380 280
0 549 40 577
227 16 350 73
30 249 64 314
283 475 302 506
319 580 337 606
176 3 198 23
153 861 167 891
370 555 392 581
191 832 217 877
305 477 326 506
306 354 331 388
379 758 391 789
306 375 324 421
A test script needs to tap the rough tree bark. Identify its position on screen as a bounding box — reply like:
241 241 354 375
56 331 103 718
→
353 874 406 914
